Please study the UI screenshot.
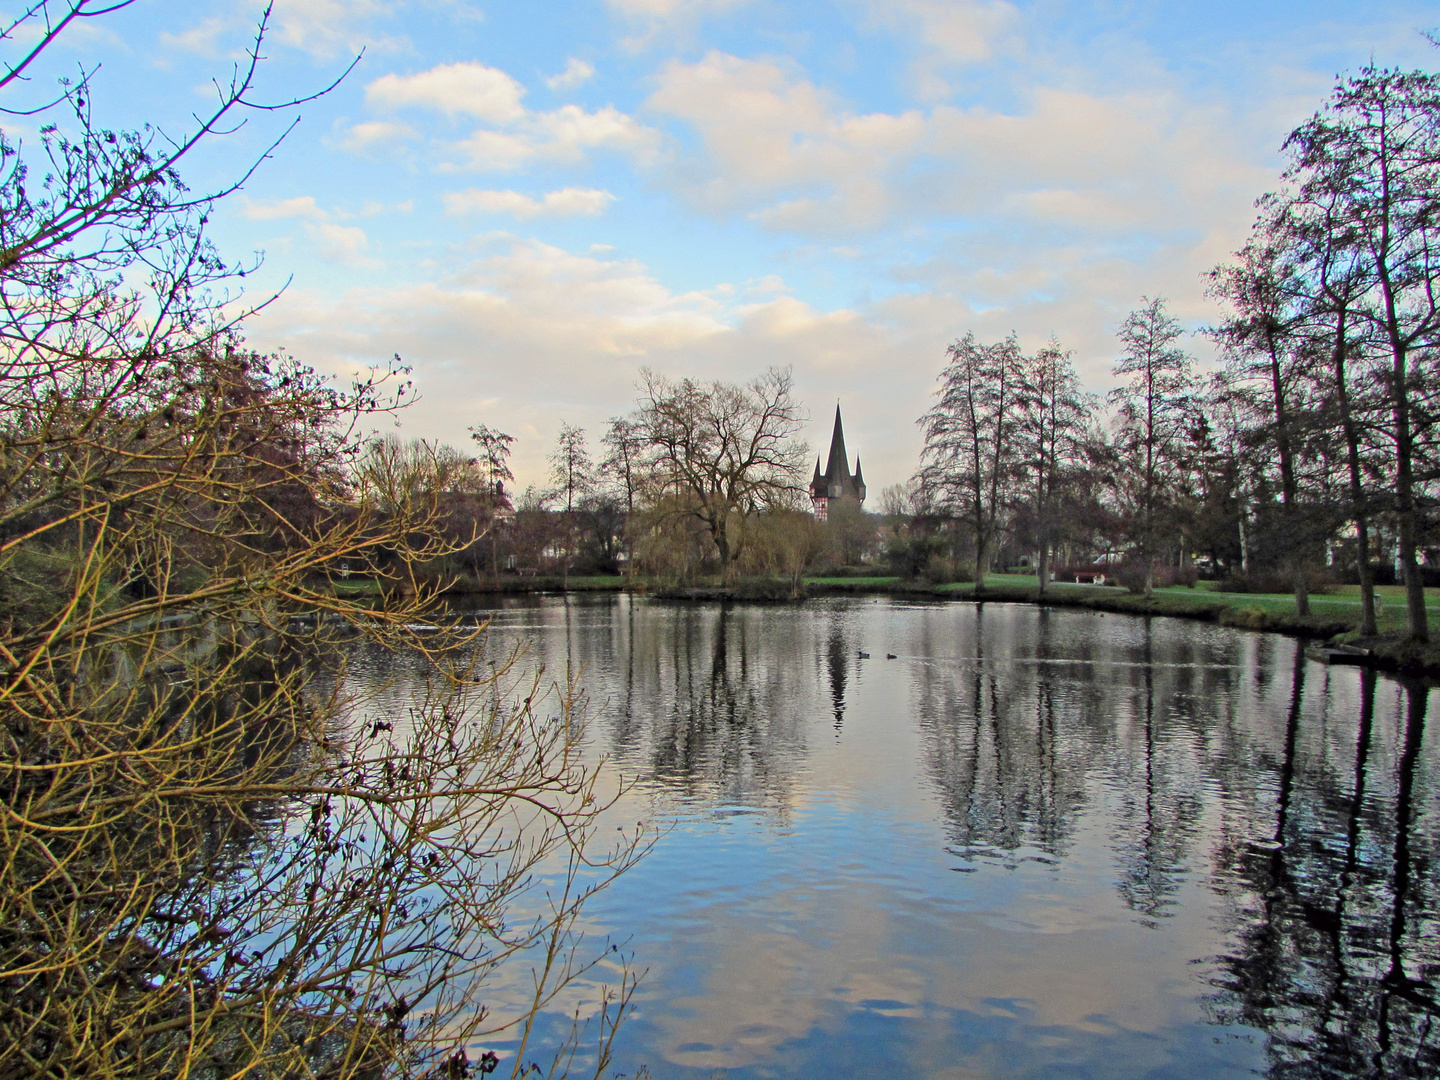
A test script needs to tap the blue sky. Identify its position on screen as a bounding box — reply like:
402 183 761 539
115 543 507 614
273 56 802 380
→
14 0 1439 489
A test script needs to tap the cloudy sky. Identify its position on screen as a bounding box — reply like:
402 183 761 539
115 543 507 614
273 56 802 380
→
22 0 1439 490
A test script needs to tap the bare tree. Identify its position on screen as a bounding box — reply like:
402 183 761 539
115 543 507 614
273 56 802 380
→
1278 186 1387 634
917 332 1022 590
467 422 516 585
1013 339 1095 595
601 416 645 513
0 8 647 1078
469 421 517 498
635 366 808 580
549 422 594 513
1108 298 1198 597
1209 237 1327 615
1282 66 1440 640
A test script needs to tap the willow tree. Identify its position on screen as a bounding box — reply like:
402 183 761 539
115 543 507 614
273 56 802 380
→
634 366 809 580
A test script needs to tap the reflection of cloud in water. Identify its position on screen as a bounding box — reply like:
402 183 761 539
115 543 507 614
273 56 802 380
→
342 597 1440 1079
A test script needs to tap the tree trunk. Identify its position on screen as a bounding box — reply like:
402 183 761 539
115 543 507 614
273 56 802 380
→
1036 463 1050 597
1266 327 1310 617
1142 498 1154 599
1372 137 1428 640
715 525 732 584
1331 327 1377 634
1238 506 1249 574
1356 517 1377 635
1386 333 1427 640
974 522 987 593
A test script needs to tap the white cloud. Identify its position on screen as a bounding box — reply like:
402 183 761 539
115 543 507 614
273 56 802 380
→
647 51 924 224
158 17 230 57
606 0 754 20
241 238 940 489
443 187 617 218
243 196 325 221
270 0 407 59
546 57 595 91
158 1 406 65
875 0 1022 64
646 50 1271 243
336 119 420 150
853 0 1022 96
310 221 374 263
447 102 662 171
605 0 759 50
241 196 381 267
361 61 662 171
366 62 527 122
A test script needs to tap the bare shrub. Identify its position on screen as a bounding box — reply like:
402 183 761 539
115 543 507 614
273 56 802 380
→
0 7 646 1077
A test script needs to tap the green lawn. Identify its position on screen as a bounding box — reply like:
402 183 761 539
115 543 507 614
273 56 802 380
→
844 572 1440 636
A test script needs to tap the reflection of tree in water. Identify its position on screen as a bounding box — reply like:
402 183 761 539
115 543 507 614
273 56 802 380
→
1109 621 1208 926
1207 668 1440 1077
911 607 1095 865
420 596 1440 1075
612 604 814 812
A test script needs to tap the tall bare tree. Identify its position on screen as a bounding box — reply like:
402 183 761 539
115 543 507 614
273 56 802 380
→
601 416 645 513
635 366 808 580
1282 66 1440 640
469 421 516 498
1013 339 1095 595
1109 298 1197 597
917 332 1022 591
549 422 594 513
1278 186 1386 634
1210 238 1326 615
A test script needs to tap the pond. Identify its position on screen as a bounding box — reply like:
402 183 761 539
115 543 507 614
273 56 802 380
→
345 595 1439 1080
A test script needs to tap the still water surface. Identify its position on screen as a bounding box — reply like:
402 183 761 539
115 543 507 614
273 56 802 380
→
349 595 1439 1079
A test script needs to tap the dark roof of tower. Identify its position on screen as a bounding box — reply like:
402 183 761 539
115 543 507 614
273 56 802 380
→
811 405 865 503
824 405 849 485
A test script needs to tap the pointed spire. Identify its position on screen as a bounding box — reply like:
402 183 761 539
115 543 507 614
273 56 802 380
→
853 457 864 486
825 405 849 489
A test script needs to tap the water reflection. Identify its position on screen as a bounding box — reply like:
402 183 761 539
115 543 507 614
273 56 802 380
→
1207 667 1439 1078
343 596 1438 1078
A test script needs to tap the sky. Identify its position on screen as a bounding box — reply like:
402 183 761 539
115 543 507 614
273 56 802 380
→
10 0 1439 492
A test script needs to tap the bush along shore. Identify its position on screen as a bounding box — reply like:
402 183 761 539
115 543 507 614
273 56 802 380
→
337 572 1440 678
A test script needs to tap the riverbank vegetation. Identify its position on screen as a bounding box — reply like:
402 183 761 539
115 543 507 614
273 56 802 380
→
5 4 1440 1075
419 61 1440 660
0 6 645 1078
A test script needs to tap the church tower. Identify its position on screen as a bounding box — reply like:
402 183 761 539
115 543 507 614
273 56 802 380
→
810 405 866 521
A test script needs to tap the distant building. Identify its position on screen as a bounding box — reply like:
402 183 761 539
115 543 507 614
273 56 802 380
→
810 405 866 522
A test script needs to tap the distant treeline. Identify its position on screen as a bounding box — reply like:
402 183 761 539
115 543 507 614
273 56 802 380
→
404 65 1440 645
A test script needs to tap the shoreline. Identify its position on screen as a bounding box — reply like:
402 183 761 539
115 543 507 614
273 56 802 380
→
332 575 1440 679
